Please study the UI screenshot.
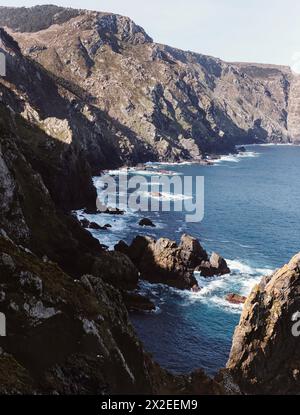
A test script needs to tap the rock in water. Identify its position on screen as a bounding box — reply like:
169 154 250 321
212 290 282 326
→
179 234 208 267
89 221 101 230
225 293 246 304
226 253 300 394
139 218 156 227
115 234 212 290
197 252 230 277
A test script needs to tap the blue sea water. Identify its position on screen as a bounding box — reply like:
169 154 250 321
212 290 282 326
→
79 145 300 376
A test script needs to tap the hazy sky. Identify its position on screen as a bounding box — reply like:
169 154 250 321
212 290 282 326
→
2 0 300 72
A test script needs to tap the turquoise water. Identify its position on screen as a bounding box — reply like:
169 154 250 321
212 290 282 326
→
80 145 300 375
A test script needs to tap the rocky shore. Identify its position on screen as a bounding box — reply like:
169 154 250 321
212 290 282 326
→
0 6 300 395
115 234 230 290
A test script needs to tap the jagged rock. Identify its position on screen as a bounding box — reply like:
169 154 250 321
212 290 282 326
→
226 253 300 394
138 218 156 227
225 293 246 305
115 234 212 289
196 252 230 277
179 234 208 268
210 252 230 275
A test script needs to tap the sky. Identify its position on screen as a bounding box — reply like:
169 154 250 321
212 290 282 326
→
1 0 300 72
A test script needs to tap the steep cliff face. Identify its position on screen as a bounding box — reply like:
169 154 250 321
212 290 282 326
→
0 27 224 395
288 74 300 142
226 253 300 394
1 5 298 166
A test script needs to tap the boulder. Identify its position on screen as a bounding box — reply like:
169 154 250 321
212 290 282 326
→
226 253 300 394
115 234 207 290
179 234 208 267
196 252 230 277
115 234 229 289
139 218 156 227
225 293 246 304
210 252 230 274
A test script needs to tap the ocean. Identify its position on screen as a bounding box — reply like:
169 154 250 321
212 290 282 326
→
78 144 300 376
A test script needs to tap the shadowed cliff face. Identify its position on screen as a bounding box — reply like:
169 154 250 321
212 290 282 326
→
1 5 298 165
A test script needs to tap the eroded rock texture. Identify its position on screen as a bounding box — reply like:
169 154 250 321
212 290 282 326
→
1 5 299 169
227 254 300 394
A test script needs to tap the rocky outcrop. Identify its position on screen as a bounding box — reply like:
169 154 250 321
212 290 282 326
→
225 293 246 305
226 253 300 394
115 234 229 289
139 218 156 227
198 252 231 277
115 235 198 289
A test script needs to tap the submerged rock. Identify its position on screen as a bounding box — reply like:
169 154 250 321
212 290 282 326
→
225 293 246 305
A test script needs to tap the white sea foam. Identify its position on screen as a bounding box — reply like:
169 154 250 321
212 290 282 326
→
136 259 274 315
145 161 196 166
138 191 192 201
213 151 259 164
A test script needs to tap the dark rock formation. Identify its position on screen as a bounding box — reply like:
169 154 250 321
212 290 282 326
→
115 234 227 289
226 253 300 394
225 293 246 305
139 218 156 227
0 236 149 394
179 234 208 268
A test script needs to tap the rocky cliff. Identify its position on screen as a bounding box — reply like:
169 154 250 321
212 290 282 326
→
1 5 299 169
226 254 300 394
0 25 225 394
0 5 300 395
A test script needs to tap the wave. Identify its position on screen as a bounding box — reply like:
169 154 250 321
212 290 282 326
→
105 168 183 177
226 259 273 276
145 161 196 166
138 190 192 201
213 151 259 164
247 143 298 147
136 259 274 315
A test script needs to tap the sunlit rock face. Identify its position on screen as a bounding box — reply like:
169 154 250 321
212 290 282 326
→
227 253 300 395
2 4 300 169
